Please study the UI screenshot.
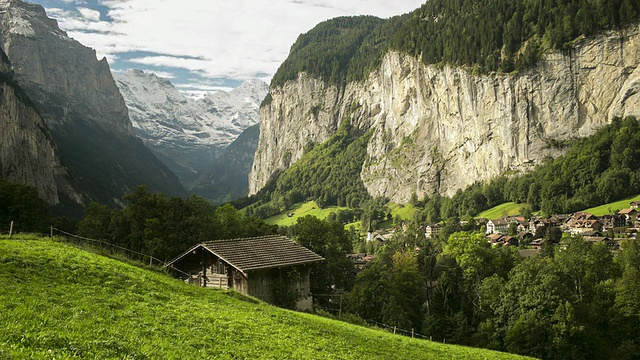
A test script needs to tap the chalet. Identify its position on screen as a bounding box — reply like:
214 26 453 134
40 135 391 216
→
501 236 518 246
584 236 620 250
618 208 639 227
425 223 443 239
530 239 546 250
347 253 374 271
518 231 534 243
599 214 626 231
631 201 640 209
487 232 504 245
486 218 509 234
568 219 603 235
165 235 324 311
516 221 529 233
565 212 597 231
528 218 549 236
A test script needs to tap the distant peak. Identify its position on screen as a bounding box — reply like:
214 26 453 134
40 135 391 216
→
239 78 269 88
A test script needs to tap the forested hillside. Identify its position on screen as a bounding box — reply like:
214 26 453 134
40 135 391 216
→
271 0 640 90
242 119 373 219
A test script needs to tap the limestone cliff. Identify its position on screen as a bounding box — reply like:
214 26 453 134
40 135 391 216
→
250 25 640 203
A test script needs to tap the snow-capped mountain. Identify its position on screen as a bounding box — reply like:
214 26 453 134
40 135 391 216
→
114 70 268 188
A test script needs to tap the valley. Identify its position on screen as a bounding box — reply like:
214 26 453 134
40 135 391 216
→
1 0 640 358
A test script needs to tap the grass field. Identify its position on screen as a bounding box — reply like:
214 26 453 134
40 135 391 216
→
476 202 525 219
264 201 349 227
0 236 532 359
581 194 640 216
373 202 418 229
266 201 418 231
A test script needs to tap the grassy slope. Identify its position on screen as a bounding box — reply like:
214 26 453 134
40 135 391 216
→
371 203 418 230
474 193 640 219
0 237 532 359
266 201 418 230
476 202 525 219
264 201 349 227
581 194 640 216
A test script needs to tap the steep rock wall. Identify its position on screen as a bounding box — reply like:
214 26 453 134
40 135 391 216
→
0 0 132 135
0 53 78 205
250 25 640 202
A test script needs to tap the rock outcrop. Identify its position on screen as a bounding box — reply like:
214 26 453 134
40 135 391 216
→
250 25 640 203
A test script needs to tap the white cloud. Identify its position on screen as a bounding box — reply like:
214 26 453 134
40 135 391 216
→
37 0 425 85
129 56 211 73
77 7 100 21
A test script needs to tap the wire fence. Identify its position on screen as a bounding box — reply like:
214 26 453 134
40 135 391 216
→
312 293 436 342
49 227 190 278
51 227 165 266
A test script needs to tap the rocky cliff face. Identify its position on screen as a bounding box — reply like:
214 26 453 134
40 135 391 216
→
0 50 78 205
0 0 132 135
0 0 184 213
114 70 267 188
250 25 640 203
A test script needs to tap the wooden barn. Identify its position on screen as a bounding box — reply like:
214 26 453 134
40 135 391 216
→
165 235 324 311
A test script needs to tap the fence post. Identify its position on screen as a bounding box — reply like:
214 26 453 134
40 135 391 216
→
393 326 396 335
412 328 414 338
9 221 13 239
50 226 53 239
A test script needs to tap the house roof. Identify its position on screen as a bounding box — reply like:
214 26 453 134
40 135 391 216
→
490 219 510 226
166 235 324 273
619 208 637 215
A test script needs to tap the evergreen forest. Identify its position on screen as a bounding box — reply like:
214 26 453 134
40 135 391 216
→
270 0 640 91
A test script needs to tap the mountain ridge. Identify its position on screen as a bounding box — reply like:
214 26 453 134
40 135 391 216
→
113 69 267 189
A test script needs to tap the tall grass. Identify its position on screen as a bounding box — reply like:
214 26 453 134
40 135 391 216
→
0 237 533 359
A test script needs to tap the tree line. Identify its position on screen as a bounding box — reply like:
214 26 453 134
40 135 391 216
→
76 186 277 262
270 0 640 90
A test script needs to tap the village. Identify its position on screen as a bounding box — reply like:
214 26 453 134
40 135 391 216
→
347 201 640 267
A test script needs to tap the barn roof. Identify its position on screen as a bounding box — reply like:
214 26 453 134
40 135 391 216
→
166 235 324 273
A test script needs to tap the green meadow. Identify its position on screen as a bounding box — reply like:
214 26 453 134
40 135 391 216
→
264 201 349 227
0 237 532 359
476 202 526 219
580 194 640 216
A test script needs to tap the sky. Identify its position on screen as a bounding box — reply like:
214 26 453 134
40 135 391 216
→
30 0 425 96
